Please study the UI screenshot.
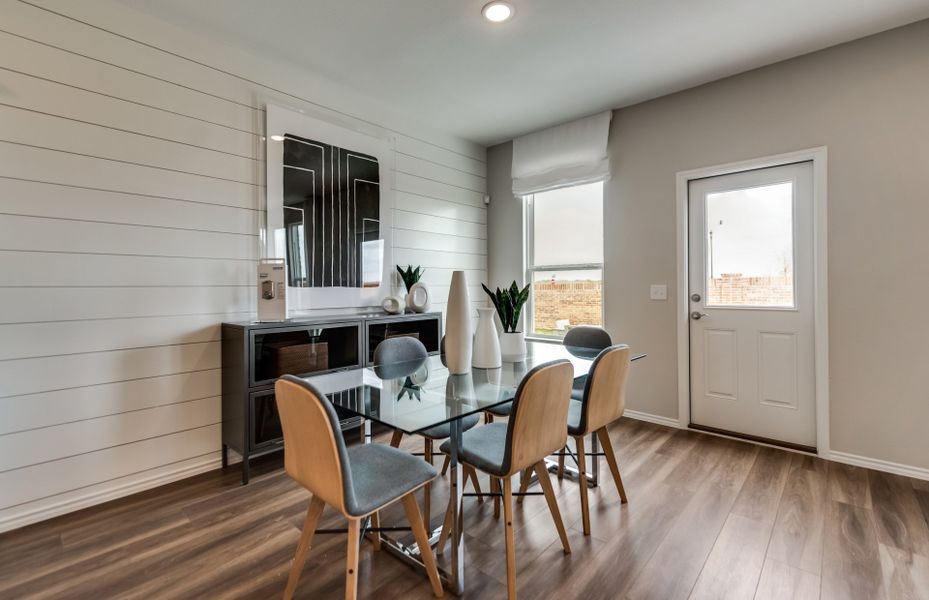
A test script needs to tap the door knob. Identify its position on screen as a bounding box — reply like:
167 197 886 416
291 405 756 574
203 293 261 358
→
690 311 709 320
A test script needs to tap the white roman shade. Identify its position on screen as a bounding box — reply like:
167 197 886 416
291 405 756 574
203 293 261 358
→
511 111 612 196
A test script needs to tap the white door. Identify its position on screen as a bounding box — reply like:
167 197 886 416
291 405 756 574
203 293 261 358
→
688 162 816 449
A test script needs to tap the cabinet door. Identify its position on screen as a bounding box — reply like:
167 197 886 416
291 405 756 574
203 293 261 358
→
249 389 284 451
249 322 362 386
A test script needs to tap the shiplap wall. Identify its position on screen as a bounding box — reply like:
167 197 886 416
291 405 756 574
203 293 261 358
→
0 0 487 532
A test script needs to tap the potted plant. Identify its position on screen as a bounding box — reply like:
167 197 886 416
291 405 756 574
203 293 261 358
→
482 281 531 360
396 265 431 313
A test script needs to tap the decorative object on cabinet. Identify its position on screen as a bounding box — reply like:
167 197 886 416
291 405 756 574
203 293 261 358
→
406 281 432 313
381 294 404 314
222 312 441 484
445 270 473 374
483 281 531 360
266 104 395 311
257 258 288 322
397 264 424 292
472 307 502 368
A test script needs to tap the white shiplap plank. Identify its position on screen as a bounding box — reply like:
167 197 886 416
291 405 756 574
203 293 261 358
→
0 67 257 157
0 313 241 361
0 214 257 260
395 172 485 208
0 341 221 398
4 1 261 112
393 229 486 255
0 31 258 133
0 142 258 210
417 268 487 289
394 210 486 240
394 248 487 271
0 370 220 435
395 192 487 224
396 153 486 193
0 424 221 510
0 286 254 324
0 396 220 472
0 177 259 235
0 251 255 287
396 135 486 177
0 104 258 184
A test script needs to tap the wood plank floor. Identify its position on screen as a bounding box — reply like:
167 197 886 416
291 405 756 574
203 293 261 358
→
2 419 928 599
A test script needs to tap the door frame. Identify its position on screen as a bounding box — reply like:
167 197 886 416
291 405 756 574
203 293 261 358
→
675 147 829 457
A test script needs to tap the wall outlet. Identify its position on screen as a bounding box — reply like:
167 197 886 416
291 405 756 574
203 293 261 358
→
650 284 668 300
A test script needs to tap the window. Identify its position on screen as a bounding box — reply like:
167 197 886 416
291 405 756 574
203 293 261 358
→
524 181 604 338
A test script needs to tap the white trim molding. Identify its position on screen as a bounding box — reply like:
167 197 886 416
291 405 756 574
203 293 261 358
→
675 147 830 457
623 409 683 429
830 451 929 482
0 455 222 534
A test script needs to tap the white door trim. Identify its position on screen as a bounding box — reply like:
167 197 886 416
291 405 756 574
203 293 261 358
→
675 147 829 457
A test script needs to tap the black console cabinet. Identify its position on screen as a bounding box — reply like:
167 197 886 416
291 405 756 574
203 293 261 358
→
221 312 441 483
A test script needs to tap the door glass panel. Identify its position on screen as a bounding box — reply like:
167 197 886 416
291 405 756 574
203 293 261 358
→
705 182 794 307
530 269 602 336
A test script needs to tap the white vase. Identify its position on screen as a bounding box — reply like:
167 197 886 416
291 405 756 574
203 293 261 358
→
472 307 502 368
406 281 432 313
445 271 472 374
500 331 527 361
381 294 404 315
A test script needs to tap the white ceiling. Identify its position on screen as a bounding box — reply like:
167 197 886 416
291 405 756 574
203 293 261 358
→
117 0 929 146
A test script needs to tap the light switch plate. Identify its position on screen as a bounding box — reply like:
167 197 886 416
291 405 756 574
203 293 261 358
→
650 284 668 300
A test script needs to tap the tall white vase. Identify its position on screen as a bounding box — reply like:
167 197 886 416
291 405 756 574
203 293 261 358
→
472 307 502 368
445 271 472 374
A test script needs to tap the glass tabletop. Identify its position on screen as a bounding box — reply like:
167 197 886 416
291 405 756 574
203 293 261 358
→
303 340 645 435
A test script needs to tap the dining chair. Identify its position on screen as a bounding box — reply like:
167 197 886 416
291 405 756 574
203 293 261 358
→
374 337 484 529
437 360 575 599
274 375 444 600
561 344 632 535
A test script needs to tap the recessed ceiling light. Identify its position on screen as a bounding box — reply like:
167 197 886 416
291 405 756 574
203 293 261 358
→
270 134 285 142
482 1 514 23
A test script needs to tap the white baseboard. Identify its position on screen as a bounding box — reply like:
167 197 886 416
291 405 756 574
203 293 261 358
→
829 450 929 482
623 409 683 429
0 455 222 534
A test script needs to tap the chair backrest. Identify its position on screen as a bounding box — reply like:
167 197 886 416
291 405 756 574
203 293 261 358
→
275 375 354 515
563 325 612 351
502 360 574 476
374 336 428 365
579 344 632 434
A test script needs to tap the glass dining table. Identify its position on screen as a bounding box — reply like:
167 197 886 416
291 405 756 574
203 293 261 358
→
303 340 646 594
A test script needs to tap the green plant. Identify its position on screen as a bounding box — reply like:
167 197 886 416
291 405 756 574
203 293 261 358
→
396 265 424 292
482 281 531 333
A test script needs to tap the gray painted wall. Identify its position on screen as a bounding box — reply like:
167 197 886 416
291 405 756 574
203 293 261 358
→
487 18 929 471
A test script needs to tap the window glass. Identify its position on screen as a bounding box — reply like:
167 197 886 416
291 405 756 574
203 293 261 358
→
532 182 603 266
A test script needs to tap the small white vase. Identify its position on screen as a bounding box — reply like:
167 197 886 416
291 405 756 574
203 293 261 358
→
445 271 473 374
500 331 527 361
406 281 431 313
472 307 502 368
381 294 404 315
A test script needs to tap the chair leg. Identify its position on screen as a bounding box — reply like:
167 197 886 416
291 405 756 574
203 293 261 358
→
502 476 517 600
345 519 360 600
401 493 445 598
596 427 628 503
283 496 326 600
516 468 532 504
389 429 403 448
440 454 450 476
557 446 566 480
491 477 501 518
465 465 484 502
533 461 571 555
369 511 382 551
436 496 454 556
423 440 433 531
575 435 591 536
485 412 494 424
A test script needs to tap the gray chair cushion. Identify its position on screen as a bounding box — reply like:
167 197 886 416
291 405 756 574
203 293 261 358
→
567 399 584 436
419 413 481 440
563 326 612 351
439 422 508 477
373 336 428 366
345 443 437 517
485 401 512 416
